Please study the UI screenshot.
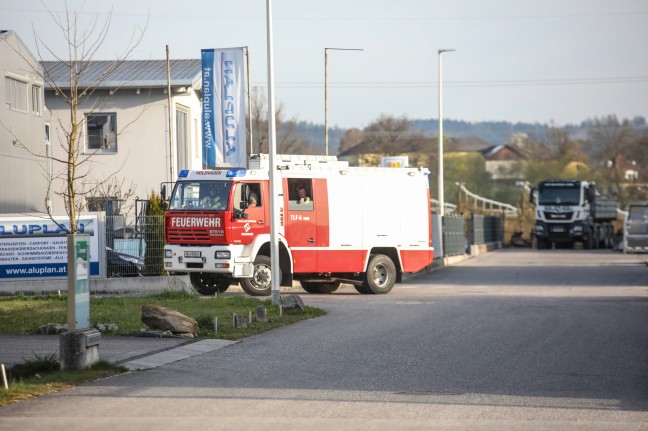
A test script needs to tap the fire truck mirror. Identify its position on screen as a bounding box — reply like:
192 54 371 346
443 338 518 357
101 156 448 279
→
234 207 249 219
161 185 167 201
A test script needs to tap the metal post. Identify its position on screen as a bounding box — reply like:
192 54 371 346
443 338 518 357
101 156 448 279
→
437 48 455 257
166 45 174 179
324 49 329 156
266 0 281 305
324 48 363 156
245 46 253 157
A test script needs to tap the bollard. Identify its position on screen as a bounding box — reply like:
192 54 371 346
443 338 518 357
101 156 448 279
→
1 364 8 390
213 317 218 333
248 310 253 324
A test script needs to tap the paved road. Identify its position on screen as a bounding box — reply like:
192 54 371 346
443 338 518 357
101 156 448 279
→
2 249 647 430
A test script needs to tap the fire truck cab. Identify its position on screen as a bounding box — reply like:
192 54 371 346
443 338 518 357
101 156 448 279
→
164 154 433 296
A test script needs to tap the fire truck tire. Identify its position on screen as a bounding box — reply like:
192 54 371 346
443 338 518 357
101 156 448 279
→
300 281 341 294
240 255 277 296
300 281 319 294
190 273 231 296
362 254 397 294
354 284 371 294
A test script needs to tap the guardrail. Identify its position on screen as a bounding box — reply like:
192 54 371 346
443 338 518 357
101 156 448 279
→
457 184 519 216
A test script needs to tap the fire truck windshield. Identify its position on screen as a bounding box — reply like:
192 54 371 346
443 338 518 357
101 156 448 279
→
169 181 232 211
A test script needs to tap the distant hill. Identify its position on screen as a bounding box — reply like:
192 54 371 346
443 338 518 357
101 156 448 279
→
292 117 646 155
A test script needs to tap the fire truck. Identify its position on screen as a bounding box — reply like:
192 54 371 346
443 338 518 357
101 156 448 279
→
163 154 433 296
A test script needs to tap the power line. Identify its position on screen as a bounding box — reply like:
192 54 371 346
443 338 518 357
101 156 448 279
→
251 76 648 89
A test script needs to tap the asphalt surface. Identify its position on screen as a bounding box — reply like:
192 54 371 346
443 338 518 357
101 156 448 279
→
0 334 237 371
1 248 647 431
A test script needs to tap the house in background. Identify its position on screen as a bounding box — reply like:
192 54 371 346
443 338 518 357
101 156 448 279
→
0 30 51 214
42 59 203 214
479 144 526 180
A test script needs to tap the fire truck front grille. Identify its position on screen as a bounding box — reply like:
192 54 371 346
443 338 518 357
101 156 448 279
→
167 229 211 243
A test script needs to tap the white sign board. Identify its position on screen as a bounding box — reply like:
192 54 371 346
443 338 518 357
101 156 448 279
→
0 215 101 280
381 156 409 168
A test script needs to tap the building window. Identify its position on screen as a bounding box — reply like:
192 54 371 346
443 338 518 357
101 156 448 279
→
31 85 42 116
5 76 28 112
176 107 190 170
86 113 117 153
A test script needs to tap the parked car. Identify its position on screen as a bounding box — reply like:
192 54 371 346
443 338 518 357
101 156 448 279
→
106 247 144 277
111 225 142 239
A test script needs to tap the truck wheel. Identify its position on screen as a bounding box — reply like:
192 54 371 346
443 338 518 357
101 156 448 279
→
354 284 371 294
240 255 277 296
300 281 341 294
190 273 231 295
315 281 341 293
583 232 594 250
300 281 319 294
536 238 550 250
362 254 397 294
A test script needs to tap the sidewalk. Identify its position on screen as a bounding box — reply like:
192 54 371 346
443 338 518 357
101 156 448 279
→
0 334 237 371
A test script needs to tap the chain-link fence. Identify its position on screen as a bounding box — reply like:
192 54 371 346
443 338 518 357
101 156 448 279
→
105 214 165 277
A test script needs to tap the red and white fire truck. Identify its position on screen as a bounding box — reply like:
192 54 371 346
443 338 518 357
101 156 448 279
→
164 154 433 296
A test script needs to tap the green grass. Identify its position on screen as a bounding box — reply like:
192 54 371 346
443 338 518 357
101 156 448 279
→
0 291 325 406
0 291 325 339
1 354 127 407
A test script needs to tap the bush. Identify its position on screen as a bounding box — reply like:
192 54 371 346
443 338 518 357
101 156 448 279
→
8 353 60 380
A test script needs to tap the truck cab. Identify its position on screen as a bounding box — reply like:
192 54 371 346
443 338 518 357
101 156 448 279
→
531 179 616 249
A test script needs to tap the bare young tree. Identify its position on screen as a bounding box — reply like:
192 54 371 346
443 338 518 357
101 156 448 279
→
363 114 428 156
249 86 314 154
10 4 147 233
338 127 364 154
86 177 137 217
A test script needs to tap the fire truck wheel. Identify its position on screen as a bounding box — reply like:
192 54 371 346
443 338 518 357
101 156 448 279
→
362 254 397 294
354 284 371 294
190 273 231 296
240 255 277 296
300 281 319 294
300 281 340 294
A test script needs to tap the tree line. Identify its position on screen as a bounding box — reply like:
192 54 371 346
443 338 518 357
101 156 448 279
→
250 90 647 209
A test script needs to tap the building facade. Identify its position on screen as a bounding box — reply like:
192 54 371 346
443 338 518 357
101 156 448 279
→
1 30 205 215
0 30 50 213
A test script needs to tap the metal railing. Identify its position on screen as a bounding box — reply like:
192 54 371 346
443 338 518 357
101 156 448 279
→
458 184 519 216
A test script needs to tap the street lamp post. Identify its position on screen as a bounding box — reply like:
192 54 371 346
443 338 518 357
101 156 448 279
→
325 47 363 156
437 48 455 258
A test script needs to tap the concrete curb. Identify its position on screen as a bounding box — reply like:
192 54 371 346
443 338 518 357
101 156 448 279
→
122 339 239 370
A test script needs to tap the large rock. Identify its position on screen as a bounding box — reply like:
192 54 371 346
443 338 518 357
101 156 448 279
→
280 294 305 312
141 304 198 335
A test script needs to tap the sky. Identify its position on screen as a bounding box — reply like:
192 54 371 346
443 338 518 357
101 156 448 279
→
2 0 647 129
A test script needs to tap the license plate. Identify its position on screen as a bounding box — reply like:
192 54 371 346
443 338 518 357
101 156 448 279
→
551 226 565 233
184 251 202 258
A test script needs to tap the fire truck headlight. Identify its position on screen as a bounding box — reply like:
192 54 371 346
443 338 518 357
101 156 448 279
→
165 249 172 259
215 251 231 259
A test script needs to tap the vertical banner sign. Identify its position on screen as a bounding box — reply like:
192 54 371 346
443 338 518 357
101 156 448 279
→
201 47 247 168
67 235 90 332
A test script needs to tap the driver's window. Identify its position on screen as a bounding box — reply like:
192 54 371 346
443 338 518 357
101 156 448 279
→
233 183 262 211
